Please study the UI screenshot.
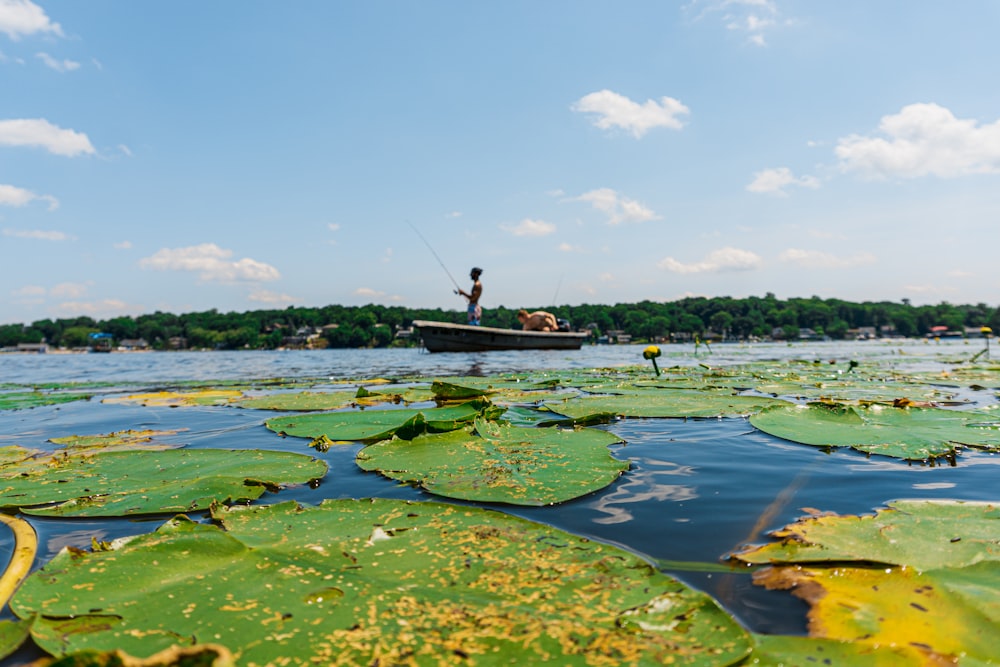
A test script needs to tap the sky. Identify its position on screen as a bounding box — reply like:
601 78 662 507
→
3 1 1000 327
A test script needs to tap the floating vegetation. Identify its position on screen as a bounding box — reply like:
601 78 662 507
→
49 428 185 452
102 389 244 407
0 390 91 411
732 500 1000 664
0 448 327 517
547 388 790 419
356 417 628 505
1 349 1000 663
10 499 753 666
266 397 503 443
750 401 1000 460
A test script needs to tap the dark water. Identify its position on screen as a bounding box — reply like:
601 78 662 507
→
1 340 997 659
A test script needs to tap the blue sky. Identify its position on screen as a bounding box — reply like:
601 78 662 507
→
3 1 1000 326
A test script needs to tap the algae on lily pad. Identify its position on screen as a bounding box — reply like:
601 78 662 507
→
732 500 1000 664
12 499 752 666
356 417 628 505
750 401 1000 460
0 448 327 517
266 398 501 443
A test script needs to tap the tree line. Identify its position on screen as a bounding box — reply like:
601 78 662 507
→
1 294 996 351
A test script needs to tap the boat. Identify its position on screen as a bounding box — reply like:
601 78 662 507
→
412 320 589 353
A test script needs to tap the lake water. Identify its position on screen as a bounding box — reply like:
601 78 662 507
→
1 339 997 658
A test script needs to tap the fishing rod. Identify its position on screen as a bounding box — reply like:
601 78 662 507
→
407 221 462 293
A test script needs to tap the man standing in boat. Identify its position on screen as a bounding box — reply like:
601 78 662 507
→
457 267 483 325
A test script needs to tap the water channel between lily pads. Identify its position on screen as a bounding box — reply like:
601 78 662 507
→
0 339 997 660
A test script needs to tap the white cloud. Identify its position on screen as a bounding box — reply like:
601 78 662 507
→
836 103 1000 179
0 118 95 156
778 248 876 269
500 218 556 237
0 183 58 209
2 227 72 241
571 90 690 138
557 242 585 253
327 223 340 231
687 0 783 47
355 287 385 297
138 243 280 282
113 240 132 250
35 51 79 72
53 298 135 319
658 246 762 273
0 0 63 40
50 282 88 298
574 188 660 225
249 289 298 305
746 167 819 196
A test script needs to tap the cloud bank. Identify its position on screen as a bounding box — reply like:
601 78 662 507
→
139 243 280 283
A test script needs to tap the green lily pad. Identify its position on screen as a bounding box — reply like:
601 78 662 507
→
0 449 327 517
745 633 931 666
356 417 628 505
732 499 1000 570
732 500 1000 663
0 391 91 410
12 499 752 665
236 390 359 411
265 398 501 443
549 389 789 419
749 402 1000 460
0 616 34 663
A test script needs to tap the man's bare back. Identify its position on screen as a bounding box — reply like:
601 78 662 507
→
517 309 558 331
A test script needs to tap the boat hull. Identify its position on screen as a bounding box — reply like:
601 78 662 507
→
412 320 588 353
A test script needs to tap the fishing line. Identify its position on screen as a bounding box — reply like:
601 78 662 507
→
407 221 461 292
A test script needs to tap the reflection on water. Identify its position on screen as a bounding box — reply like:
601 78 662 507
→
591 459 698 525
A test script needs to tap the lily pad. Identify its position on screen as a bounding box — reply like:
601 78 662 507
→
0 449 327 517
266 398 501 443
236 390 359 411
0 391 91 410
0 445 39 466
102 389 243 407
745 633 931 666
549 389 789 419
356 417 628 505
29 644 236 666
12 499 752 666
49 429 185 452
732 500 1000 664
750 402 1000 460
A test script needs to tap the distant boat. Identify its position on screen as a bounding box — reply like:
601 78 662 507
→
88 332 114 353
412 320 589 353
